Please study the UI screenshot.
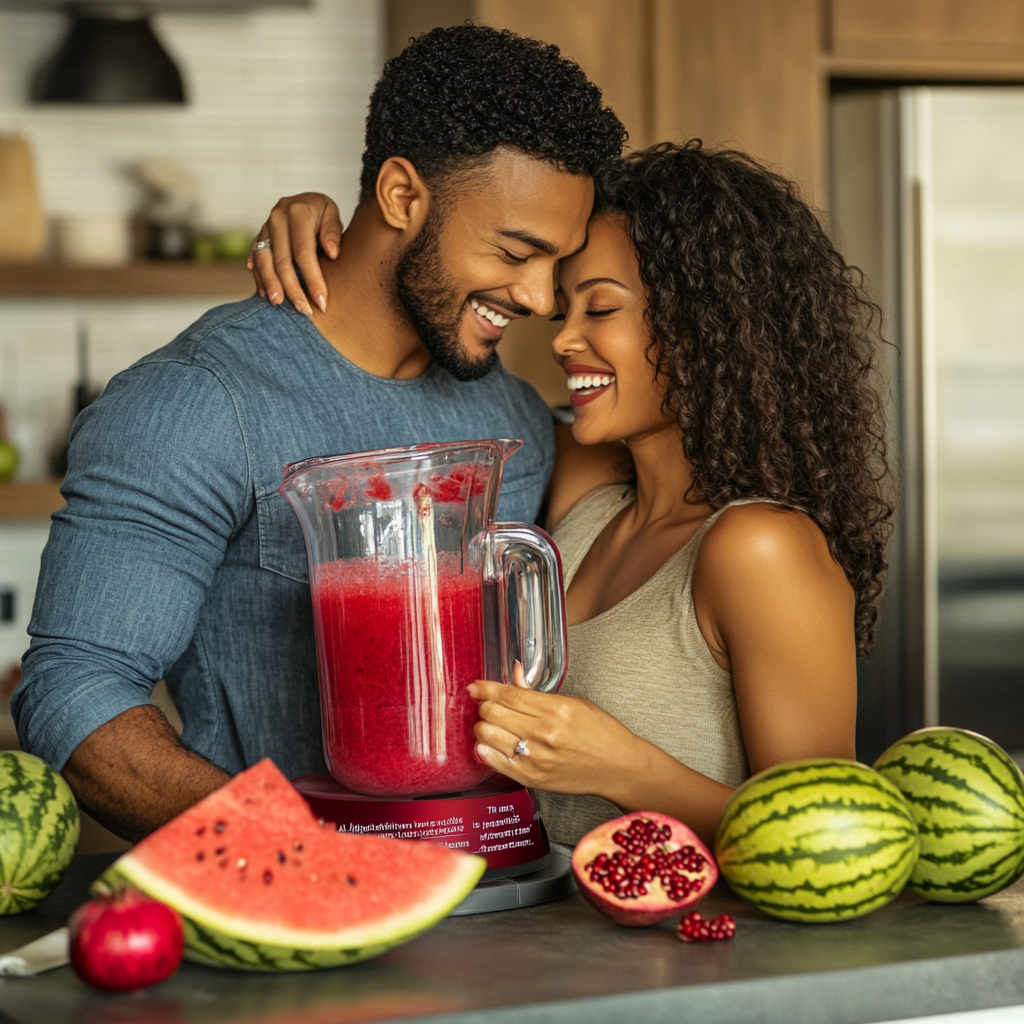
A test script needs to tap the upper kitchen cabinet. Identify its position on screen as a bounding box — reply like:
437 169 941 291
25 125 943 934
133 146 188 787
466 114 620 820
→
827 0 1024 78
651 0 825 204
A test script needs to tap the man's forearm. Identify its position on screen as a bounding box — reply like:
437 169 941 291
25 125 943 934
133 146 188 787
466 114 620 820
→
62 704 230 843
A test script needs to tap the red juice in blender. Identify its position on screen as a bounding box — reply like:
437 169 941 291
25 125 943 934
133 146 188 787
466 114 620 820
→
313 553 489 796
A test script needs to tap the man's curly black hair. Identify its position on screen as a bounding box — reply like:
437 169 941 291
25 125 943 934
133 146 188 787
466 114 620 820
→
593 141 895 654
360 24 625 201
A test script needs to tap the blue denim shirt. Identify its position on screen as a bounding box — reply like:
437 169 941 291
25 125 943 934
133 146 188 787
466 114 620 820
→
13 298 555 778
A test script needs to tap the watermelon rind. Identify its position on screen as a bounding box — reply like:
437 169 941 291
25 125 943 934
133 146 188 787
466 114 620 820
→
874 727 1024 904
99 849 484 971
0 750 80 915
714 758 920 923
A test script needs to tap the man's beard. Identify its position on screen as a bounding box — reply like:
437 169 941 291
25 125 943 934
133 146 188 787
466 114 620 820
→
395 207 498 383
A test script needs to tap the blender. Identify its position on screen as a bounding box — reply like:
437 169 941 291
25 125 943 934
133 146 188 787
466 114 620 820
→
281 439 574 912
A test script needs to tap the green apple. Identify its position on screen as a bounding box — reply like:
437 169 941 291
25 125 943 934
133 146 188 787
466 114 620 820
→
218 229 254 262
0 439 18 481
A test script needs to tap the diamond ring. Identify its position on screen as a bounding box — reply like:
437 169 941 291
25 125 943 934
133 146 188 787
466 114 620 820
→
514 738 530 757
252 238 272 252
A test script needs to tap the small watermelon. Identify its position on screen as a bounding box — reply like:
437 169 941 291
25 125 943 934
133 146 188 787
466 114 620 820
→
96 759 485 971
874 727 1024 903
714 758 920 923
0 750 80 915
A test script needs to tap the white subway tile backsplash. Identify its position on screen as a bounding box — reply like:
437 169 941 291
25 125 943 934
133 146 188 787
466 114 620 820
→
0 0 382 228
0 0 383 478
1 299 223 479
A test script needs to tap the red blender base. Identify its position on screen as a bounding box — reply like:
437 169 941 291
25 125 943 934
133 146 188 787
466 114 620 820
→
292 772 550 874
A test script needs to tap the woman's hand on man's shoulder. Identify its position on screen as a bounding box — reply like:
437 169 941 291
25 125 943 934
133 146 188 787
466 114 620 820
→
248 193 343 316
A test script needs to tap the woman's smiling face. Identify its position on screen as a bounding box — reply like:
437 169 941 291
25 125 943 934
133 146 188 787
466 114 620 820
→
552 212 673 446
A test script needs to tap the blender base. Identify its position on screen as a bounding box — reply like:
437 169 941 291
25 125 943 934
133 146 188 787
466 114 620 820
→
450 842 575 915
293 772 555 874
293 773 576 913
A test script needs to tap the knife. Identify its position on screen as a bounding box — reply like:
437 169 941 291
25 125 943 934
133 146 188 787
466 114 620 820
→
0 928 69 977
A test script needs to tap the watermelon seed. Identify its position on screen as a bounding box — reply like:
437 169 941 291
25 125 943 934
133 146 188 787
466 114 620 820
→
347 876 356 886
196 852 205 862
218 860 228 869
263 871 273 884
294 842 304 852
215 847 226 856
215 820 227 833
195 826 206 837
276 851 286 864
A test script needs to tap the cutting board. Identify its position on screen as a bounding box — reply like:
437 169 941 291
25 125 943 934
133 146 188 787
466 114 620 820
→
0 134 45 263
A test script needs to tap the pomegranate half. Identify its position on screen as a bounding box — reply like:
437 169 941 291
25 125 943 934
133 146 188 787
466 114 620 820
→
571 812 718 927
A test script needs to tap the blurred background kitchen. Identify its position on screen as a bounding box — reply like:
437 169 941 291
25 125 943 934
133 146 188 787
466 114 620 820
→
1 1 1022 794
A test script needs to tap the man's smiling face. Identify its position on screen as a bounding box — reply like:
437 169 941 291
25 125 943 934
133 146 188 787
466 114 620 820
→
395 146 593 381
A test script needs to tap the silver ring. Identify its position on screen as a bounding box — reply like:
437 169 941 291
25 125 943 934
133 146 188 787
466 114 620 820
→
252 238 272 252
514 738 530 757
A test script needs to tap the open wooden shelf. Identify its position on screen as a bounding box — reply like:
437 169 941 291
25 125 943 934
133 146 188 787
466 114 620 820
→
0 262 255 299
0 479 65 519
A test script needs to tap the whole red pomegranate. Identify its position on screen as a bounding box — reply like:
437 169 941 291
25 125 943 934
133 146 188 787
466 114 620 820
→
69 888 184 991
571 812 718 927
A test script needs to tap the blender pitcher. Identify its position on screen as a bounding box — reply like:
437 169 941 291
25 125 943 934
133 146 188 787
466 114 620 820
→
280 439 567 798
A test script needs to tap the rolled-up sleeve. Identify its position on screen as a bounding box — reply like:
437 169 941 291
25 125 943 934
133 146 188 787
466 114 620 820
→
12 356 251 770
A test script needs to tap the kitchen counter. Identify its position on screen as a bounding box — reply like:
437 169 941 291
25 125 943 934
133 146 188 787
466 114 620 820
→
3 853 1024 1024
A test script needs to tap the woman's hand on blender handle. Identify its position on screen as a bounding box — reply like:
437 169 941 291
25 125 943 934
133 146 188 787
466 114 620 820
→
469 664 643 797
248 193 343 316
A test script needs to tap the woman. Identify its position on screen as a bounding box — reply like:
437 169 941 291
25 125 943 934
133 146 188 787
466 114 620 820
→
251 142 893 845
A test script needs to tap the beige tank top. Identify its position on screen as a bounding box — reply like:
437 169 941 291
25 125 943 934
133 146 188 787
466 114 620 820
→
537 485 775 845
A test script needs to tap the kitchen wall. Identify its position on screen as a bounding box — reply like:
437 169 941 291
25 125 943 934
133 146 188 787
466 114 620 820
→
0 0 383 683
0 0 382 229
0 0 382 463
0 0 382 474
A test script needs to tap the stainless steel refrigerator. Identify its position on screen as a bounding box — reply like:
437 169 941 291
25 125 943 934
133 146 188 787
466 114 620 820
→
831 86 1024 761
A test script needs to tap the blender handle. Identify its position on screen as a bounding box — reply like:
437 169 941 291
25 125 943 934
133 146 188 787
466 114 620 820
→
488 523 568 693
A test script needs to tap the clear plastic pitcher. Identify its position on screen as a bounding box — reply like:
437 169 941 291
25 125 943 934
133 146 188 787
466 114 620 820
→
280 439 567 797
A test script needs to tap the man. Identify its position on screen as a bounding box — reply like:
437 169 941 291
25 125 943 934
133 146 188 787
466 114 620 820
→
12 25 625 841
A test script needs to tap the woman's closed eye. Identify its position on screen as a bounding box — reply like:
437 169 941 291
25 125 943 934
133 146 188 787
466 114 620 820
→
550 307 622 322
499 249 529 265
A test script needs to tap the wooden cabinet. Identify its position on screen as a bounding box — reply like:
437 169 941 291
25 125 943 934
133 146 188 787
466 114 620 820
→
652 0 825 203
828 0 1024 73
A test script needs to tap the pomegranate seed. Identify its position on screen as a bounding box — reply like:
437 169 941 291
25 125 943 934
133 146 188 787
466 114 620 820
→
677 911 736 943
584 817 712 903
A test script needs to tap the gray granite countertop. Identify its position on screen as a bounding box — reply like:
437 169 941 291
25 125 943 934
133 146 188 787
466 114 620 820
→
3 853 1024 1024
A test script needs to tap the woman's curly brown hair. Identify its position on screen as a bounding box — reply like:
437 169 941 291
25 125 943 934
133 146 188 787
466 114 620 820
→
593 141 894 653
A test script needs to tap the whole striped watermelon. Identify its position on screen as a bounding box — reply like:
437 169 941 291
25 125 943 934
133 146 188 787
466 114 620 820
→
874 728 1024 903
0 750 80 914
715 759 919 923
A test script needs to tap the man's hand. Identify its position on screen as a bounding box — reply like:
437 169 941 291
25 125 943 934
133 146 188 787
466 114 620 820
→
248 193 344 317
62 705 230 843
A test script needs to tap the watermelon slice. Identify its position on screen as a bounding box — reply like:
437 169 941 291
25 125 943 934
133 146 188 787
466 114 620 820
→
95 760 485 971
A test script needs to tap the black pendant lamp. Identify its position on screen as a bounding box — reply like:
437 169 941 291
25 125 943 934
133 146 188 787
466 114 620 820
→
31 4 186 104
